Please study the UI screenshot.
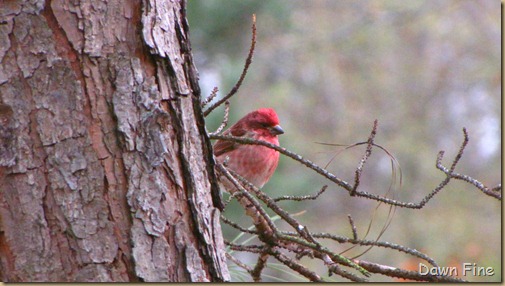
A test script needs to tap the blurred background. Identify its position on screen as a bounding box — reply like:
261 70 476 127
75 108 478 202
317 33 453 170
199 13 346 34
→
187 0 501 282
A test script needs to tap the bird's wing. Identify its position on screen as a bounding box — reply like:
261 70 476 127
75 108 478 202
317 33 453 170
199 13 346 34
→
213 126 247 157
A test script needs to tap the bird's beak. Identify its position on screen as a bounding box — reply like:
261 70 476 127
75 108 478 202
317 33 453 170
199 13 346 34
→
269 125 284 135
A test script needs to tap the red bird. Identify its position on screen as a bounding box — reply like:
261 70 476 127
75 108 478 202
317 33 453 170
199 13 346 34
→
214 108 284 189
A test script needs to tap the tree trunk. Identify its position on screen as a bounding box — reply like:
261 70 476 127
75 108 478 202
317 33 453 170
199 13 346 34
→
0 0 229 282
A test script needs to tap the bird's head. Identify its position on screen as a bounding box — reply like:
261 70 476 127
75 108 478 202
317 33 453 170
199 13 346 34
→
241 108 284 138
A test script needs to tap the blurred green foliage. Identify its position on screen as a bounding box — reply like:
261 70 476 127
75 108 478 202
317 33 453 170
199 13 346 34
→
188 0 501 282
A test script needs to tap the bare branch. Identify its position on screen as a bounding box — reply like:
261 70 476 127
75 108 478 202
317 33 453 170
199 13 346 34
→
491 184 501 192
221 216 258 235
449 127 469 172
351 119 377 195
453 174 501 199
211 126 498 208
214 121 495 282
251 252 269 282
216 163 278 238
301 232 438 267
210 133 353 189
222 167 370 277
226 252 252 273
203 15 257 117
276 232 370 276
356 260 467 282
225 241 266 253
269 249 324 282
274 185 327 202
347 215 358 240
325 262 368 282
433 129 501 200
208 101 230 136
226 169 316 242
201 86 219 107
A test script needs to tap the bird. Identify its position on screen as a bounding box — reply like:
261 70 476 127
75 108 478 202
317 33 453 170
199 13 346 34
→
214 108 284 190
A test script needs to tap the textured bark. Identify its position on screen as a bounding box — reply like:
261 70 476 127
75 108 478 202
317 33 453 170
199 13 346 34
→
0 0 229 282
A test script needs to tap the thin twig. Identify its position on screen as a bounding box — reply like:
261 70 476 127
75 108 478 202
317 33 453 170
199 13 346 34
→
216 163 278 238
351 119 377 195
347 215 358 240
201 86 219 107
491 184 501 192
449 127 468 173
221 216 259 235
434 130 501 200
251 251 269 282
225 241 266 253
274 185 327 202
226 252 253 272
209 101 230 136
269 248 324 282
276 232 370 276
224 168 371 277
288 231 439 267
227 168 320 245
204 14 257 116
326 262 368 282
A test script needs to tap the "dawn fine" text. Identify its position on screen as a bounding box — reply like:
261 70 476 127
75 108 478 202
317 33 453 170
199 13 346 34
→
418 263 495 277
